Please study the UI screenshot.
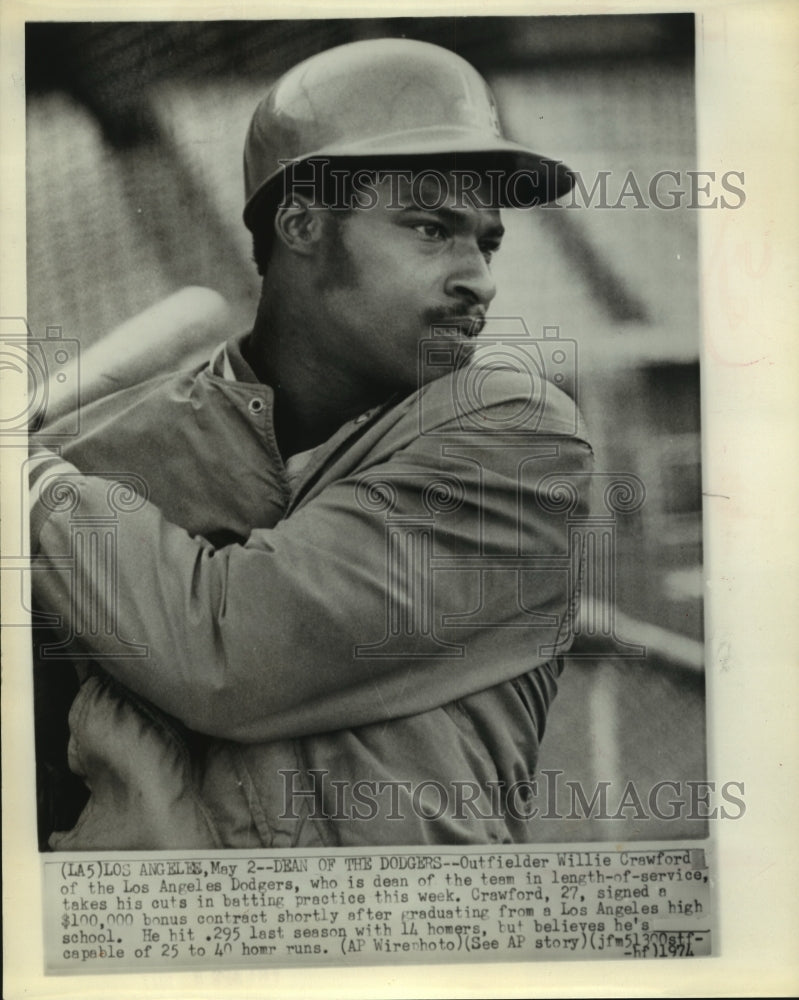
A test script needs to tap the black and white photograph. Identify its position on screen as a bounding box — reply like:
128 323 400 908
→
2 2 797 997
26 12 708 850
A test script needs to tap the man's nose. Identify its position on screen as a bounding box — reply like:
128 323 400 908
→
445 246 497 308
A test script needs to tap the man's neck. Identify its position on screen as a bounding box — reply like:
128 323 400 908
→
246 286 388 459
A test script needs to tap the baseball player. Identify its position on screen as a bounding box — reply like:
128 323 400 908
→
30 38 593 848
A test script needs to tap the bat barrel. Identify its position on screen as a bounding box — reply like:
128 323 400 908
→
43 287 231 425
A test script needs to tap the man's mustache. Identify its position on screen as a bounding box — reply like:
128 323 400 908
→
425 309 487 338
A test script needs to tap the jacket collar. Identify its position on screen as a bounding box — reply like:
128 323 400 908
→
209 332 262 384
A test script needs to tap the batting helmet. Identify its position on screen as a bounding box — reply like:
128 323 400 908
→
243 37 573 230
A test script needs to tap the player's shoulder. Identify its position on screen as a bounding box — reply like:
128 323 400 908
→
410 351 589 442
39 363 207 450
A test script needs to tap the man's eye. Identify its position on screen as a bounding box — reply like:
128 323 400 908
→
480 244 501 263
414 223 446 241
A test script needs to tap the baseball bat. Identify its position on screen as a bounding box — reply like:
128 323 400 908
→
42 286 231 427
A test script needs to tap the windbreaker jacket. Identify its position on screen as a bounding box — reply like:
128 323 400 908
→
31 336 594 848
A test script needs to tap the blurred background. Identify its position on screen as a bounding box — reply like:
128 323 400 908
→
26 15 706 841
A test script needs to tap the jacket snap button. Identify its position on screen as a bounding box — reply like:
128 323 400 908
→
248 398 265 415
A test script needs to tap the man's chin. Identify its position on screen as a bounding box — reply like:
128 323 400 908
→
418 337 476 389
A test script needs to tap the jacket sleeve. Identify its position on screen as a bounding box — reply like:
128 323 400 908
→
30 385 593 743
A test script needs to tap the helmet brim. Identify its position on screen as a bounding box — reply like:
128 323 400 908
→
243 132 574 230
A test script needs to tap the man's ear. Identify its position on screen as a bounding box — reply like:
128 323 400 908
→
273 195 325 256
